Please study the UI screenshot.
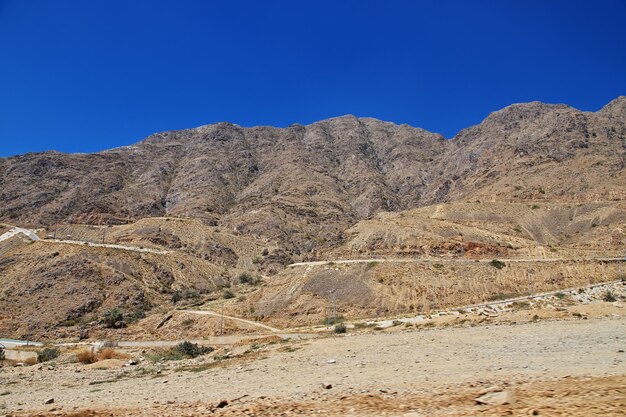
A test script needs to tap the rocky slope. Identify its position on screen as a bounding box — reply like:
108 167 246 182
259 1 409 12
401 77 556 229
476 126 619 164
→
1 97 624 253
1 97 625 339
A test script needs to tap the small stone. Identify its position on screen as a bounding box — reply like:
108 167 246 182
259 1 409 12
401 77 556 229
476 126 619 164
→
321 382 333 389
477 385 503 395
44 398 54 404
476 390 514 405
327 359 336 364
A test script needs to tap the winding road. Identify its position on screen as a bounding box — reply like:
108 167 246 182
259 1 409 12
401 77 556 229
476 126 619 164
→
0 227 40 242
0 225 167 254
179 309 281 332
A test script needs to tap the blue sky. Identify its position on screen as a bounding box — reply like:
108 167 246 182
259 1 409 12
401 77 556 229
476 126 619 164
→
1 0 625 157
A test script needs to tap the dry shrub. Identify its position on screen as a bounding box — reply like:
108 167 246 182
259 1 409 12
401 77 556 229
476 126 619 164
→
77 350 98 364
23 357 38 366
98 348 130 360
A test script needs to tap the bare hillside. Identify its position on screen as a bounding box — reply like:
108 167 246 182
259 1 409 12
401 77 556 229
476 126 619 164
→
1 97 624 253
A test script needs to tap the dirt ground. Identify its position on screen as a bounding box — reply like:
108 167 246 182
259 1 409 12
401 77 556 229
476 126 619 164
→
2 316 625 416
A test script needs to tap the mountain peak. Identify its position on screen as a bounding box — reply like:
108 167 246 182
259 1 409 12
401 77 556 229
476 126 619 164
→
598 95 626 116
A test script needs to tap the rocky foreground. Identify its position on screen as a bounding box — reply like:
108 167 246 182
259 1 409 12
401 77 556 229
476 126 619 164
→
2 315 624 416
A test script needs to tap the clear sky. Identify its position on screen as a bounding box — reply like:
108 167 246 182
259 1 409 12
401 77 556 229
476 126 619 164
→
1 0 625 157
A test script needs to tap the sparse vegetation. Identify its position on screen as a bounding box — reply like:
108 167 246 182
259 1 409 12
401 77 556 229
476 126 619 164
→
323 316 344 326
98 348 129 360
488 292 518 301
60 318 81 327
603 290 617 302
238 272 258 285
366 261 378 270
37 347 60 363
489 259 506 269
334 323 347 333
77 350 98 364
175 341 214 358
222 289 235 299
171 289 200 304
531 204 540 209
101 308 124 328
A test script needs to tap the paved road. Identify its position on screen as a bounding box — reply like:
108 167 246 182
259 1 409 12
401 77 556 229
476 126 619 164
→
289 256 625 267
179 309 282 332
0 227 40 242
0 338 43 348
0 223 167 254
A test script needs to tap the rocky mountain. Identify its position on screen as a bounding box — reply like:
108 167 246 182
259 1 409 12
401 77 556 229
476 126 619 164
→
1 97 624 254
1 97 625 340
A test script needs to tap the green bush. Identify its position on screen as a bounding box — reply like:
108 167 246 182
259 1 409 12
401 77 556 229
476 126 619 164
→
37 347 60 363
223 289 235 299
171 291 183 303
238 273 257 285
489 259 506 269
171 290 200 304
127 308 147 323
175 341 214 358
334 323 347 334
102 308 124 328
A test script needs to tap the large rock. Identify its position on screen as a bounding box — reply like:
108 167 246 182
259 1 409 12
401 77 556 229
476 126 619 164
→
475 390 515 405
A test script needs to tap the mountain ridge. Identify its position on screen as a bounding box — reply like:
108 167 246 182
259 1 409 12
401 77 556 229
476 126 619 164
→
0 97 624 252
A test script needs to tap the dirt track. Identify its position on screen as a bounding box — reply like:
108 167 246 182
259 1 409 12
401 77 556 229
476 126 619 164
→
288 256 624 267
2 316 625 416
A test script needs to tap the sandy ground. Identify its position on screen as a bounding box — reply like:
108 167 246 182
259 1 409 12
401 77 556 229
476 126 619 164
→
1 316 625 416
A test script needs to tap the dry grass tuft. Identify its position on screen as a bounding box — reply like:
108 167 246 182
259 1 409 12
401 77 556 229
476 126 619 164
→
77 350 98 364
23 357 38 366
98 348 130 360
